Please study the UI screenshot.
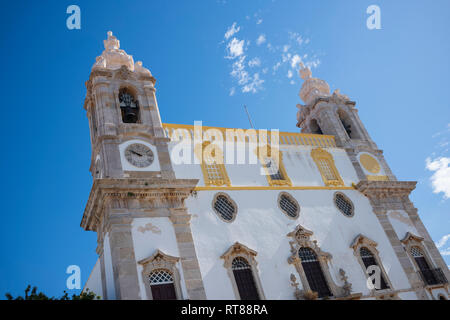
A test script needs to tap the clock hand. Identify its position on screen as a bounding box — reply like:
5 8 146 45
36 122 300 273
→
131 150 143 157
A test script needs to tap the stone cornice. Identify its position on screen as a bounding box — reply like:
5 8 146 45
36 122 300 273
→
81 178 199 231
356 181 417 199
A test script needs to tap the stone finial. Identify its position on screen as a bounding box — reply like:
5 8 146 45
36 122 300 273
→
298 62 330 105
92 31 135 71
299 62 312 80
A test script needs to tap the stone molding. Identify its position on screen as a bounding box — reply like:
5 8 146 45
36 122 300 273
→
220 242 266 300
287 225 350 299
138 250 183 300
356 180 417 199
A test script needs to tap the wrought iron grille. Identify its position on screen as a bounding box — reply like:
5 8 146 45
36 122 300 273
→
417 268 448 286
360 247 389 290
335 193 353 216
298 247 332 298
214 195 236 221
232 257 251 270
279 194 299 218
148 269 174 285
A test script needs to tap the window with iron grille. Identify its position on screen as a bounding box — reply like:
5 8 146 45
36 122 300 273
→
263 158 285 180
410 246 442 286
278 193 300 218
360 247 389 290
232 257 260 300
298 247 332 298
213 194 237 222
334 193 354 217
148 269 177 300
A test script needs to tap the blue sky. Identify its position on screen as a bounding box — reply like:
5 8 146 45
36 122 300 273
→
0 0 449 298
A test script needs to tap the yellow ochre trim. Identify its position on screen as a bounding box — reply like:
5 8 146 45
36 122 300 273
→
311 147 344 187
162 123 337 148
254 144 292 187
194 186 355 191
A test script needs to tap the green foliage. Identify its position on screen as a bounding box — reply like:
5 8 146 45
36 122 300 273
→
5 285 101 300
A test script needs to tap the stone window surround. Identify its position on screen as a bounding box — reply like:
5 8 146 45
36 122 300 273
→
287 225 348 298
138 249 183 300
212 192 238 223
333 191 355 218
310 147 344 187
350 234 394 295
400 232 440 286
220 242 266 300
277 192 300 219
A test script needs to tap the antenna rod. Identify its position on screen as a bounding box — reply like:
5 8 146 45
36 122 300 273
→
244 105 255 129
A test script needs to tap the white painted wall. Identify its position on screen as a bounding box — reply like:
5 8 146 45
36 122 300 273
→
83 259 103 298
186 189 413 299
131 217 188 300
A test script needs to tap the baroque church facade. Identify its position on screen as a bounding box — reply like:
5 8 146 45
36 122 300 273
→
82 32 449 300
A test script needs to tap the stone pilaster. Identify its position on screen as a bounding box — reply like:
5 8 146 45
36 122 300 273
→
356 181 429 299
106 214 141 300
169 208 206 300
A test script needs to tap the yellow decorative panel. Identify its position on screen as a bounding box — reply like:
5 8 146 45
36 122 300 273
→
255 145 292 187
360 154 381 174
311 148 344 187
367 175 389 181
194 141 231 187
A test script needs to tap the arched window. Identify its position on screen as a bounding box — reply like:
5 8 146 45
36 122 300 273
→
410 246 438 285
148 269 177 300
360 247 389 290
337 109 360 139
298 247 332 298
311 148 344 187
310 119 323 135
119 88 139 123
194 141 230 187
231 257 260 300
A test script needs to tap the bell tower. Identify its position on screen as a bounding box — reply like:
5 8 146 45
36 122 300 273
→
295 63 396 182
81 32 206 300
296 63 450 297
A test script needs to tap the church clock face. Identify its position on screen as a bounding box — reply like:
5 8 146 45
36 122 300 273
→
124 143 154 168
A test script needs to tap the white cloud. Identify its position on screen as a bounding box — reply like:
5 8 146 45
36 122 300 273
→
287 70 293 78
289 32 304 45
224 22 240 39
230 55 249 85
291 54 302 69
436 234 450 249
226 38 245 59
229 87 235 96
256 18 263 25
256 34 266 46
242 73 264 93
426 157 450 199
283 45 290 52
248 57 261 68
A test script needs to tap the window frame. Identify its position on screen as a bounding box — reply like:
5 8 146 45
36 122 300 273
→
221 242 266 300
195 141 231 187
350 234 394 294
138 250 183 300
255 145 292 187
212 192 238 223
277 192 300 219
311 148 344 187
333 192 355 218
287 225 348 299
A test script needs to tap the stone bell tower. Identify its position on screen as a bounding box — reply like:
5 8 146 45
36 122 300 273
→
296 63 450 299
295 62 395 182
80 32 206 300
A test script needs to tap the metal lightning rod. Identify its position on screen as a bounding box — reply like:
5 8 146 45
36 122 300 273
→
244 105 255 130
